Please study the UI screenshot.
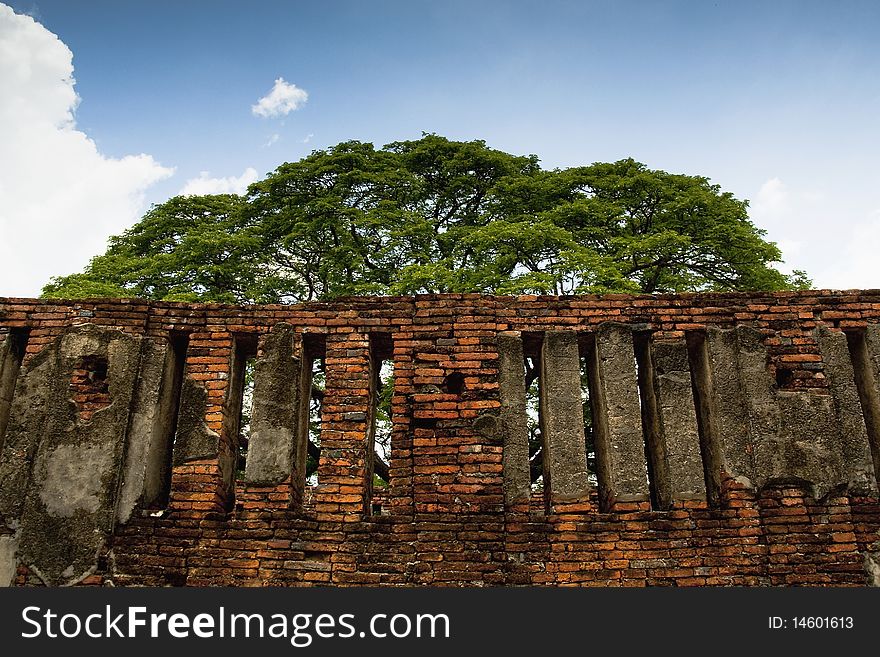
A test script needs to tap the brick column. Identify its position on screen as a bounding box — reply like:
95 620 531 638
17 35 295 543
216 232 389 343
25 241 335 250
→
314 332 372 521
169 330 231 515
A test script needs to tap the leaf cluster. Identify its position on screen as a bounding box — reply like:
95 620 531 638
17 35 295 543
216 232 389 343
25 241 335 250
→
43 135 808 301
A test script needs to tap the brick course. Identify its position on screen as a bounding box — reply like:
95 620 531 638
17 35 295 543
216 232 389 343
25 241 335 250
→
1 290 879 586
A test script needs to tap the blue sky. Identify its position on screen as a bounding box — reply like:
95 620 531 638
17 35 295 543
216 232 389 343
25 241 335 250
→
2 0 879 295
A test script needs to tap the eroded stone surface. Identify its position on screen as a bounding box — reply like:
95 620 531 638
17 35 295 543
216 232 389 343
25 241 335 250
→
865 544 880 587
116 338 176 522
732 327 780 486
39 443 113 516
0 347 56 523
540 331 590 501
245 323 302 486
815 326 876 494
497 333 531 505
13 325 143 584
592 323 649 504
706 327 760 486
706 324 878 498
172 376 220 465
652 340 705 499
760 392 840 497
0 532 18 587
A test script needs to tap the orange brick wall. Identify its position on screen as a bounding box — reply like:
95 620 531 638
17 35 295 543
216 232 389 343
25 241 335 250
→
1 290 879 586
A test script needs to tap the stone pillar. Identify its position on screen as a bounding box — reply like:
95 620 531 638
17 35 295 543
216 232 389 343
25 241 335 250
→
0 332 26 451
704 326 760 487
816 325 880 493
0 335 54 587
588 323 649 509
652 340 705 501
539 331 590 503
0 325 156 585
684 332 724 507
243 324 303 491
116 337 178 523
497 332 530 506
852 325 880 490
0 341 51 526
729 327 783 491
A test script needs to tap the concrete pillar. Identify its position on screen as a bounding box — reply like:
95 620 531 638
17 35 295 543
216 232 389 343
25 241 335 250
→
858 325 880 490
0 341 56 525
588 323 649 508
540 331 590 502
116 337 178 523
4 325 146 584
815 326 876 493
705 326 760 487
244 324 303 488
497 332 531 506
684 332 724 507
730 327 782 491
652 340 706 501
0 332 26 451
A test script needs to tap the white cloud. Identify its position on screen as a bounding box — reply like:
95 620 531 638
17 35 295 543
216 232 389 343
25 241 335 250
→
748 176 880 289
750 177 803 260
251 77 308 118
264 133 280 147
816 209 880 290
754 177 789 215
301 133 314 144
0 4 173 297
180 167 259 196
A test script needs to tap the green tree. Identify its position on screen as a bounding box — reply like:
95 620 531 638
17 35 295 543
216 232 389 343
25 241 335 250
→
44 135 807 302
42 135 809 488
43 194 262 303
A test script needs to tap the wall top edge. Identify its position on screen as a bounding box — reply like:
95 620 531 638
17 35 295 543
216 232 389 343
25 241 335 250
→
3 288 880 313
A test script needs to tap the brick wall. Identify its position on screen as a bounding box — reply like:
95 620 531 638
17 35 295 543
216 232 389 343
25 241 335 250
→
1 290 879 586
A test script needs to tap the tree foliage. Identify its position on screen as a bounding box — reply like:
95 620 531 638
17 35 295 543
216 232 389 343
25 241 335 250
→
43 134 809 302
41 135 810 488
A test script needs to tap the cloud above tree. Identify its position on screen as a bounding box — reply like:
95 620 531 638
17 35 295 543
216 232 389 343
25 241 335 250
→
251 77 308 118
0 4 173 297
180 168 259 196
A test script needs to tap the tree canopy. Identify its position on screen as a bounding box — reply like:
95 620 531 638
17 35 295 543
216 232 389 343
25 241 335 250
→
42 134 809 301
40 134 810 487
